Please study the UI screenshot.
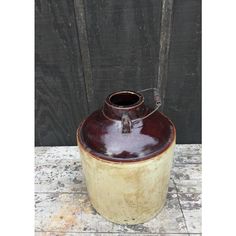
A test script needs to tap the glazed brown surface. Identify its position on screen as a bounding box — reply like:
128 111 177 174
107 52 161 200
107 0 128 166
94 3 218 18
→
77 91 175 162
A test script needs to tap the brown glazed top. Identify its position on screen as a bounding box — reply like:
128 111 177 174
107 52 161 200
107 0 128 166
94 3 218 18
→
77 90 176 162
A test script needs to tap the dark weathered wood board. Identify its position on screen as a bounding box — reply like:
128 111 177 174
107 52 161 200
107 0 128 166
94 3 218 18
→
35 0 201 146
163 0 201 143
82 0 162 110
35 0 88 146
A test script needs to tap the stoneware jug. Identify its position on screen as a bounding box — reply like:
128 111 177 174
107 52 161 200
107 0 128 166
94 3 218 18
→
77 90 176 224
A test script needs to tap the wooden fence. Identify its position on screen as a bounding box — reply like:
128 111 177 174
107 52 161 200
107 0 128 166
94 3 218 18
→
35 0 201 146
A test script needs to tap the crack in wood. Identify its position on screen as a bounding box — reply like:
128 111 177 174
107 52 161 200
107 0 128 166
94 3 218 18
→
74 0 94 113
156 0 174 111
173 178 190 236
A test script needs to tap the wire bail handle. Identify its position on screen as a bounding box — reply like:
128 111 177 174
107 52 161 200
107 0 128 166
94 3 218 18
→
102 88 162 133
120 88 161 133
137 87 162 119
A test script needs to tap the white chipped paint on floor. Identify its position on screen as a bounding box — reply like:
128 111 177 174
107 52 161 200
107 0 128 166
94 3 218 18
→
35 144 201 235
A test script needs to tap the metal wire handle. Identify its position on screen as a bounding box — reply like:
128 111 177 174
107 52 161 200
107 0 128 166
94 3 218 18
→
102 88 161 123
121 88 162 132
101 88 161 133
136 87 162 122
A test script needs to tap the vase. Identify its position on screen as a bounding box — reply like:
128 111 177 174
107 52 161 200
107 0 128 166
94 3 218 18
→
77 90 176 224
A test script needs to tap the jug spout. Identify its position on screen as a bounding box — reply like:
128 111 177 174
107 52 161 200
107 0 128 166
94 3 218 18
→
103 90 147 120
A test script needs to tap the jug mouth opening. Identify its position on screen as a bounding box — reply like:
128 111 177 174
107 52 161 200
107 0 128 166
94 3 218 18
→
106 91 144 108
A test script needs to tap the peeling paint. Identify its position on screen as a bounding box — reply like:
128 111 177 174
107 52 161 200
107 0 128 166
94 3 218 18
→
35 145 201 234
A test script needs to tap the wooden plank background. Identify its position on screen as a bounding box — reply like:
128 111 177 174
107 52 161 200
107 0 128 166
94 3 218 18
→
35 0 201 146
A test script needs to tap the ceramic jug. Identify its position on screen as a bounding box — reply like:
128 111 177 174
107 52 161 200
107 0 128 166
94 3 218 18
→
77 90 176 224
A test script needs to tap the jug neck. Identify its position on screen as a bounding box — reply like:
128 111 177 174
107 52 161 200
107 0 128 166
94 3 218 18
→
103 90 147 120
